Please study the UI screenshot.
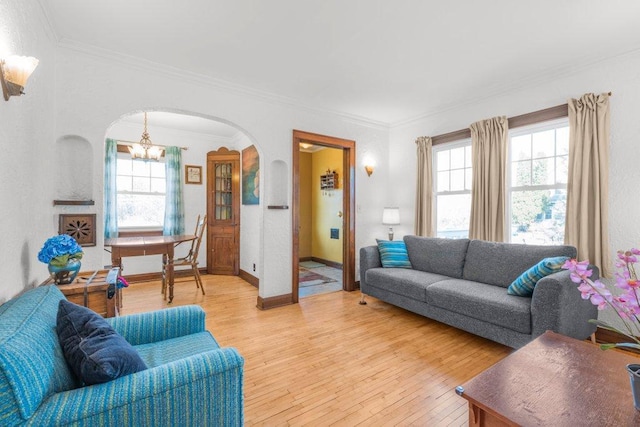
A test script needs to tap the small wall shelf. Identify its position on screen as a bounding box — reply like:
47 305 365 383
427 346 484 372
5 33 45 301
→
267 205 289 210
320 170 338 190
53 200 95 206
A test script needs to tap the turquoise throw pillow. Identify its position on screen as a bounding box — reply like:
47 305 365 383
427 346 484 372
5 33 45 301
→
376 239 412 269
507 256 569 297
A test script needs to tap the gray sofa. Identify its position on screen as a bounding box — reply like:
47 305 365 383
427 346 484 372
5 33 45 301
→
359 236 598 348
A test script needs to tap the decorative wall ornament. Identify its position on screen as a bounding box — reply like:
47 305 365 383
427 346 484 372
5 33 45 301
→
59 214 97 247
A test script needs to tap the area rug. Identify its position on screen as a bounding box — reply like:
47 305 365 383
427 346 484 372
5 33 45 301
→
300 260 326 269
299 267 337 287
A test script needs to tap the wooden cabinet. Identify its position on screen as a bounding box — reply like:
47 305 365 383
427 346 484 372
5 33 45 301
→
207 147 240 275
51 270 119 317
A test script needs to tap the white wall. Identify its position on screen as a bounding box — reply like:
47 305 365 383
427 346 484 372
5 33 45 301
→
0 0 58 303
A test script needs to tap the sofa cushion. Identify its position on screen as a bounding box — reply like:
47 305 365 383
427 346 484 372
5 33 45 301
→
56 300 147 386
376 239 412 268
403 236 470 278
507 256 570 297
135 331 220 367
0 286 76 425
426 279 532 334
463 240 577 288
366 268 450 302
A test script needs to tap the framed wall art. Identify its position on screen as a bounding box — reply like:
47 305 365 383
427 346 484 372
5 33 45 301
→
242 145 260 205
185 165 202 184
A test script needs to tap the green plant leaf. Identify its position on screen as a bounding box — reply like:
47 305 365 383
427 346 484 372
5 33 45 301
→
49 254 70 267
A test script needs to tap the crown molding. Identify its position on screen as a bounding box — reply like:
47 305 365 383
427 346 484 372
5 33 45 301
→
57 39 390 131
392 45 640 129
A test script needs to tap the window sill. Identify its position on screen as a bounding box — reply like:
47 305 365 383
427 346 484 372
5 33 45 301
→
118 229 163 238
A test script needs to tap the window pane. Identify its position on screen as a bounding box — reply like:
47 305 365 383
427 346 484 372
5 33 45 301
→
450 147 465 169
512 160 531 187
531 158 554 185
450 169 465 191
556 127 569 155
465 146 472 167
132 160 150 176
556 155 568 184
532 129 555 158
436 194 470 238
511 134 531 160
437 171 449 192
437 151 450 171
151 178 166 193
117 176 132 192
465 168 472 191
510 189 566 245
132 177 150 192
117 194 165 228
150 162 165 177
117 158 132 174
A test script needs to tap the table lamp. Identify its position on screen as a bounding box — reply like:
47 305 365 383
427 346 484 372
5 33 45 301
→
382 207 400 241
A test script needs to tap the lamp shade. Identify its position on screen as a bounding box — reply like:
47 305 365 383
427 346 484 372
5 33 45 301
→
382 207 400 225
3 55 39 87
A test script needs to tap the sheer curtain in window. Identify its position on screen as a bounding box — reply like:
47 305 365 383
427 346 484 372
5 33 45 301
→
469 116 508 242
163 146 185 235
565 93 611 276
103 138 119 238
414 136 433 236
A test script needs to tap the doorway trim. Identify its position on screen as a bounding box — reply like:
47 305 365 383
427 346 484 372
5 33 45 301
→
292 129 356 303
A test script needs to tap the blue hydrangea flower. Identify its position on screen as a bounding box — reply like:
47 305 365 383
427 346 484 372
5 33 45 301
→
38 235 83 266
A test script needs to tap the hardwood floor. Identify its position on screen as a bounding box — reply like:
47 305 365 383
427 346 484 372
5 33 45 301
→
121 275 512 426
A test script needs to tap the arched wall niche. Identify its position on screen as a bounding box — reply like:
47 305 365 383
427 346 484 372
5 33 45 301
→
55 135 93 201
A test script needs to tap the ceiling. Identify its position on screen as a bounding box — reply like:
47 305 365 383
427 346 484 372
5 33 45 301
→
119 112 240 138
45 1 640 126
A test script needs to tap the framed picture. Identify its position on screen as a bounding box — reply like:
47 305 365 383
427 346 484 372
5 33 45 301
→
185 165 202 184
242 145 260 205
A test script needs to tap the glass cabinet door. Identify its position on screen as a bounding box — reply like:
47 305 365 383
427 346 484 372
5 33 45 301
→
215 162 233 221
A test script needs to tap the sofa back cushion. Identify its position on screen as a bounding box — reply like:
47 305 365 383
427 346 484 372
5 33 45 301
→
463 240 577 288
403 236 470 278
0 286 76 425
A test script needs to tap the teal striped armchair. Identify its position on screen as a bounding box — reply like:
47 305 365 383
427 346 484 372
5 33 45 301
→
0 285 244 426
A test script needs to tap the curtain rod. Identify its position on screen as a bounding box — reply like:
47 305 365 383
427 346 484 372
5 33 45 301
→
427 92 612 146
117 140 188 150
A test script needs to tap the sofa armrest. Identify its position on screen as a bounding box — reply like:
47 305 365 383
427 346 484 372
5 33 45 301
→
359 245 381 290
531 267 599 340
28 347 244 426
105 305 206 345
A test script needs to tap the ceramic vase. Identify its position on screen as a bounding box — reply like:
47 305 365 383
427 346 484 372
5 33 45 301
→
48 258 81 285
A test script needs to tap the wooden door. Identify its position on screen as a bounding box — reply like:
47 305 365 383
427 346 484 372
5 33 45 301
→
207 147 240 275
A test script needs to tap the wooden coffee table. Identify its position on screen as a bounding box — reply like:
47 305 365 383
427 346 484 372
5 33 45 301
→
457 331 640 426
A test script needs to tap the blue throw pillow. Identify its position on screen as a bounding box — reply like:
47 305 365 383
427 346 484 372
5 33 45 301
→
507 256 569 297
376 239 412 269
56 300 147 386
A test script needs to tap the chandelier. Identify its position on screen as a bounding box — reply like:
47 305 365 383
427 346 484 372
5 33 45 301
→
128 112 164 161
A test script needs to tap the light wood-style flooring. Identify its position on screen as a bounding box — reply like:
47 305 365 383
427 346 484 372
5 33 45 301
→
122 275 512 426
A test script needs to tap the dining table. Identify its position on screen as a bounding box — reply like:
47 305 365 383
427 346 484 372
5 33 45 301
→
104 234 196 303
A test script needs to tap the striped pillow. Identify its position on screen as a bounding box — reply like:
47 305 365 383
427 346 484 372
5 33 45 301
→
507 256 569 297
376 239 412 269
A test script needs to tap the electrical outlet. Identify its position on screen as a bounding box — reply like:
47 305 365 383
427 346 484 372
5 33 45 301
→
253 263 256 272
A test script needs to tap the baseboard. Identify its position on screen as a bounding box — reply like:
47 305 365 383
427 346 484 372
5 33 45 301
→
310 257 343 269
122 267 207 283
239 269 259 288
257 293 293 310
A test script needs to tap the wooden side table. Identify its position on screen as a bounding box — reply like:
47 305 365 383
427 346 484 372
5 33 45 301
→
456 331 640 426
43 269 120 317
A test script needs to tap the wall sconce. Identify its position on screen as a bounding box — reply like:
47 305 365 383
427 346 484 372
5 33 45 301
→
382 207 400 240
363 156 375 177
0 55 39 101
364 164 374 177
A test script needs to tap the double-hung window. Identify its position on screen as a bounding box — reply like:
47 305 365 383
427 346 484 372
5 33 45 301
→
507 119 569 244
433 140 472 238
116 156 166 229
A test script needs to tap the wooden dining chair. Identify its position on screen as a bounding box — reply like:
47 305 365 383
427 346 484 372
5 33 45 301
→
162 215 207 298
